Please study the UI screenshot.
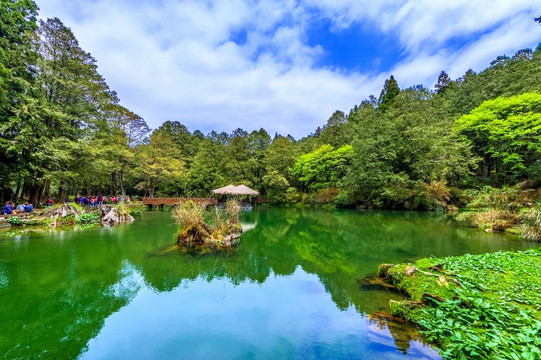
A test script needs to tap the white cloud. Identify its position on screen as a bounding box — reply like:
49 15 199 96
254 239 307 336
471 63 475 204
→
36 0 541 138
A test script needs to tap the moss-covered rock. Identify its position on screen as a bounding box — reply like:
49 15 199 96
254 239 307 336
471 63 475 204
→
379 249 541 359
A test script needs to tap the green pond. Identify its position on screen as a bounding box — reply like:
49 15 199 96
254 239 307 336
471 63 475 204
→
0 208 537 359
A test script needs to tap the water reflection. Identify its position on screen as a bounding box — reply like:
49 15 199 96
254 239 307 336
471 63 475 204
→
0 209 534 359
139 208 533 313
367 314 440 359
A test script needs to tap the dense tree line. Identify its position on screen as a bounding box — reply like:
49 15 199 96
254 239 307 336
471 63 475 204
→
0 2 149 204
2 1 541 209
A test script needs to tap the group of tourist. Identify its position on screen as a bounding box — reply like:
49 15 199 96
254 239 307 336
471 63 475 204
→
1 201 33 215
75 196 130 206
1 195 133 215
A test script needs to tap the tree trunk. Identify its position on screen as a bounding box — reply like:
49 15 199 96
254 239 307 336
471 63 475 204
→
119 168 125 196
29 183 42 206
22 182 31 200
0 185 8 203
111 172 117 196
43 179 51 201
58 180 66 204
14 180 22 202
87 179 92 197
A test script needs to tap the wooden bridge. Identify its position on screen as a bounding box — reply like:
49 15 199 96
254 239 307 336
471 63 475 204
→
142 197 217 208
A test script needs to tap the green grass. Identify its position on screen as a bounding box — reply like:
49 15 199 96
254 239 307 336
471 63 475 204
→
382 249 541 359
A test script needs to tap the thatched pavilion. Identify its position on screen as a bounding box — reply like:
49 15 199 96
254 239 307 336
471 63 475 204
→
211 184 259 208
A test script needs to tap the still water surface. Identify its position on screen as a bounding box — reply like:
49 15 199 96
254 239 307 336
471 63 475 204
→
0 208 536 359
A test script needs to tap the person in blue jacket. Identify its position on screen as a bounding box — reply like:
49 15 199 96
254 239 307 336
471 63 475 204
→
24 202 33 213
1 202 13 215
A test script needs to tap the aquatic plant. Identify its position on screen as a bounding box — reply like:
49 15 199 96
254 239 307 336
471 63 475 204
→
381 249 541 359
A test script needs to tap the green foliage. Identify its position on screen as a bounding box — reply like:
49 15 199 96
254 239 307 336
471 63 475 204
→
7 216 23 226
456 185 541 234
455 92 541 183
386 250 541 359
462 185 527 211
134 131 185 197
312 110 353 148
185 137 228 197
378 75 400 112
263 169 291 204
115 202 145 215
344 86 476 209
172 201 206 231
0 0 39 198
70 203 84 213
434 71 451 94
284 187 301 203
311 187 340 205
1 9 541 211
264 135 299 184
75 213 99 224
224 199 241 224
293 144 353 192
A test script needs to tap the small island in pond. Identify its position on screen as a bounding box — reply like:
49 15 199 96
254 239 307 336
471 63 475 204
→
173 200 243 249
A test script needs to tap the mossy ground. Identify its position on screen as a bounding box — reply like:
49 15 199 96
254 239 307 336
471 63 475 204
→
381 248 541 359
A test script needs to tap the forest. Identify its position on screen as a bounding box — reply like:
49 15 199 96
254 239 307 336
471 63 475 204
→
2 0 541 210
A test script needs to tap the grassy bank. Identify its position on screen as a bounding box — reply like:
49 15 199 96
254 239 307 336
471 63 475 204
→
454 186 541 241
379 249 541 359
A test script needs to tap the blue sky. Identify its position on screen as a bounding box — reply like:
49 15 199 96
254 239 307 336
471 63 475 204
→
37 0 541 138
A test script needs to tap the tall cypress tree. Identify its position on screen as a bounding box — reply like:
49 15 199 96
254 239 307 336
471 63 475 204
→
435 71 451 93
378 75 400 112
0 0 39 202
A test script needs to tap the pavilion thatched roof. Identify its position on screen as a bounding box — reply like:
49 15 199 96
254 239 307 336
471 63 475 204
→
235 184 259 196
211 184 238 195
211 184 259 197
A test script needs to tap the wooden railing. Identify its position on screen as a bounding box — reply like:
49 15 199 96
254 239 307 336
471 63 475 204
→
141 197 217 206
